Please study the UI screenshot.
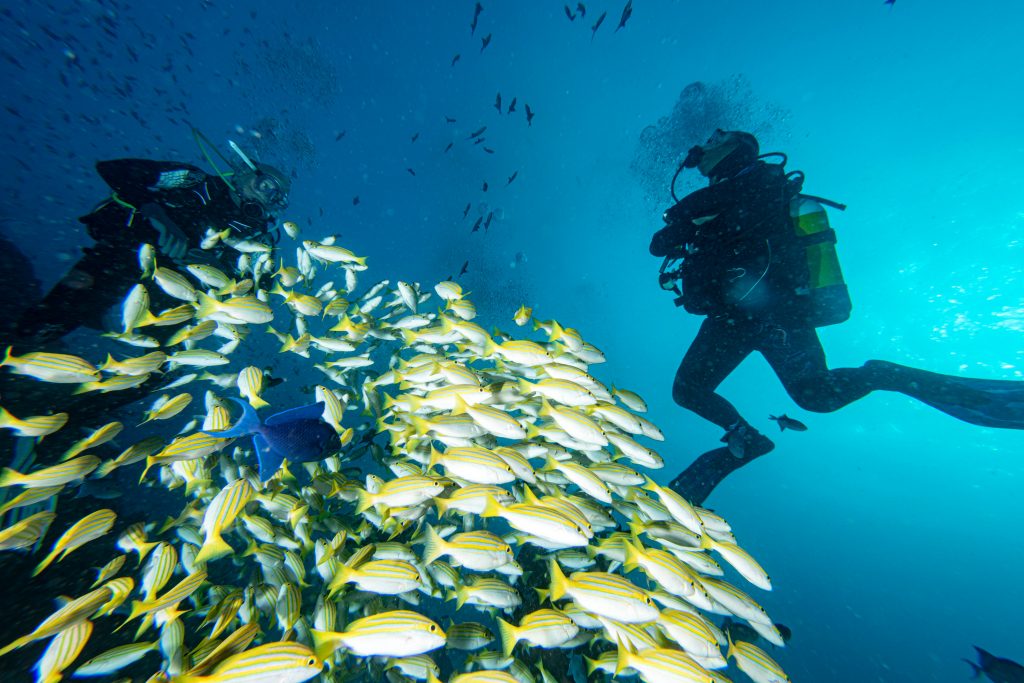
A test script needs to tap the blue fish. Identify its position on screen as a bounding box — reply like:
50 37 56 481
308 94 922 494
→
203 398 341 481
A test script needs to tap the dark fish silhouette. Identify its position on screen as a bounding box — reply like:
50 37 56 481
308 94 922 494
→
444 142 454 153
471 217 483 233
484 212 494 231
494 92 502 113
591 11 607 38
445 116 457 123
480 33 492 53
507 171 518 185
468 126 487 139
564 5 576 20
769 414 808 432
964 647 1024 683
352 196 360 206
411 132 420 143
459 260 469 276
470 2 483 34
204 399 342 481
507 97 517 114
722 617 792 648
525 104 535 126
482 147 494 154
615 0 632 31
577 2 586 17
482 181 489 192
451 53 461 66
474 137 486 145
335 131 346 141
463 203 472 218
406 168 416 176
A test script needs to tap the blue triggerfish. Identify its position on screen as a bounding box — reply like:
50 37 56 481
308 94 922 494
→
204 398 342 481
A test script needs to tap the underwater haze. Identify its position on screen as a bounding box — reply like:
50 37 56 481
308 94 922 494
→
1 1 1023 682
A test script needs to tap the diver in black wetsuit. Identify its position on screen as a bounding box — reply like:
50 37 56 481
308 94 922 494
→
653 130 1024 505
13 155 290 346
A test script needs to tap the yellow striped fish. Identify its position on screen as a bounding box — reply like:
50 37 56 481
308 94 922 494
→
238 366 270 409
327 559 421 598
0 406 68 438
123 570 207 626
727 632 790 682
61 420 123 461
72 639 157 677
100 350 167 376
178 640 322 682
1 346 99 383
140 393 193 424
422 524 514 571
496 609 578 656
0 485 63 516
194 291 274 325
33 508 117 576
35 618 92 683
0 510 56 551
615 645 716 682
545 560 658 623
195 478 256 564
0 585 111 656
312 610 445 659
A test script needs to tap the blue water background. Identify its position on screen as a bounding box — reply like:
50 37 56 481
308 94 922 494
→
1 1 1022 681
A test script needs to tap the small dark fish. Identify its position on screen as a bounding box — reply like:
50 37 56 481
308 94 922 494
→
319 207 325 217
335 130 346 141
463 203 472 218
445 116 457 123
615 0 632 31
564 5 576 21
884 0 895 4
444 142 454 153
964 647 1024 683
484 212 494 231
473 2 484 20
577 2 586 17
411 132 420 143
203 399 343 481
507 170 518 185
352 196 360 206
525 104 535 126
470 16 479 34
482 147 494 154
459 260 469 276
480 33 492 53
591 11 607 38
468 126 487 139
74 478 122 500
769 414 808 432
406 168 416 176
474 137 486 145
471 217 483 233
451 53 461 66
722 618 791 648
494 92 502 113
482 181 489 192
507 97 516 114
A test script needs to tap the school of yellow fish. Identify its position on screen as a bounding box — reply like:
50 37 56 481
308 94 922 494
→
0 220 791 683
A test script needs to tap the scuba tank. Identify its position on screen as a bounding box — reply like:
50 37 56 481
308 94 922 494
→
658 152 852 328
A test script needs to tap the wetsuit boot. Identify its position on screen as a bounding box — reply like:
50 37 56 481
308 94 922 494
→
668 421 775 505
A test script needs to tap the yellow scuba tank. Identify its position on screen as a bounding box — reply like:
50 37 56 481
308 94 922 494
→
789 195 851 327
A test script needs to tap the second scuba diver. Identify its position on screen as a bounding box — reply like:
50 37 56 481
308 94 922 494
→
654 129 1024 505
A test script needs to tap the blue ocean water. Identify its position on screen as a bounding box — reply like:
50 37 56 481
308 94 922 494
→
0 1 1022 682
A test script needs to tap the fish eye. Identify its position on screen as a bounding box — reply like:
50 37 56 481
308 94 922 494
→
429 624 437 632
307 657 317 666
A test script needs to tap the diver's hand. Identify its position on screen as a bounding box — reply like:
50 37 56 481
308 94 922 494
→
153 218 189 261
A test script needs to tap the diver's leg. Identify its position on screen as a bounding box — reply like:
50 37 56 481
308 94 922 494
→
12 242 134 347
671 317 752 428
668 318 774 503
760 326 876 413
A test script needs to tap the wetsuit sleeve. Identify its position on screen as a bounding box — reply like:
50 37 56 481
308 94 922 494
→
95 159 208 206
650 222 692 257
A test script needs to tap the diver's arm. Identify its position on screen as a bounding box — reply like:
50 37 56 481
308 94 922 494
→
649 222 692 257
95 159 208 206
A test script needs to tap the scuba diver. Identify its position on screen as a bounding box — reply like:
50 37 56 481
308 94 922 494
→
653 129 1024 505
12 132 290 346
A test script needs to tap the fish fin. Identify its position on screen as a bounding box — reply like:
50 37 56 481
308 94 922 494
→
422 524 446 565
548 558 568 602
354 488 375 515
311 629 345 662
496 616 517 657
253 434 284 483
263 402 324 427
31 547 61 577
194 530 232 565
962 658 983 679
203 398 260 439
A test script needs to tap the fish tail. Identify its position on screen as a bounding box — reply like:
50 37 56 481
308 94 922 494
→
0 635 30 657
193 291 220 319
0 405 14 428
615 641 634 674
194 530 233 566
479 494 503 519
0 467 24 488
326 564 351 599
204 398 260 439
31 547 60 577
354 488 375 515
249 395 270 410
962 659 982 679
548 558 568 602
311 629 345 662
622 539 642 571
136 539 160 564
422 523 446 565
496 617 518 657
1 345 15 369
